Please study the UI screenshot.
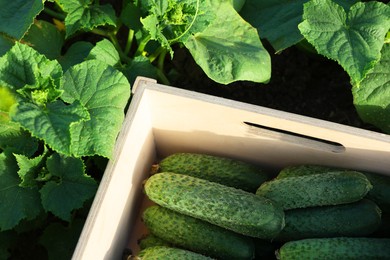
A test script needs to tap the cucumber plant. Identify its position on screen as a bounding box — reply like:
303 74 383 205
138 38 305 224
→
240 0 390 133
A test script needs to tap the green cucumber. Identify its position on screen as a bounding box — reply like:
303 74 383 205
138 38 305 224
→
144 172 285 239
136 246 213 259
276 165 341 179
256 171 372 210
276 199 382 241
277 237 390 260
138 234 172 250
142 205 255 259
158 153 269 192
364 171 390 212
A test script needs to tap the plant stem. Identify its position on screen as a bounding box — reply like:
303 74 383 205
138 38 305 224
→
124 29 135 56
156 69 170 86
43 7 66 20
135 35 151 56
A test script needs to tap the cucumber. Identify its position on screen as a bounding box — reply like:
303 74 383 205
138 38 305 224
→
138 234 172 250
256 171 372 210
364 171 390 212
276 165 341 179
277 237 390 260
142 205 255 259
144 172 285 239
136 246 213 259
276 199 382 241
158 152 269 192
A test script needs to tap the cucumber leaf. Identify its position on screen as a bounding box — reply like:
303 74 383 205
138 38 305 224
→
22 20 65 60
240 0 359 53
0 35 14 57
141 0 214 57
62 60 130 158
298 0 390 84
0 42 63 105
58 0 117 38
352 44 390 134
87 39 120 67
184 0 271 84
58 41 94 72
14 147 48 188
0 125 38 156
0 152 43 231
40 153 97 221
0 0 44 39
12 101 89 155
39 219 85 260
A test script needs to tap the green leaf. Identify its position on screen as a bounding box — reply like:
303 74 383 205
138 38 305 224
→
87 39 120 66
58 41 94 72
0 124 38 156
184 0 271 84
141 0 215 57
0 42 63 106
39 219 85 260
62 60 130 158
0 35 14 57
352 44 390 134
59 0 117 38
298 0 390 84
0 152 43 231
120 1 142 31
14 147 48 188
0 0 44 39
240 0 359 53
12 100 89 155
122 55 158 85
22 20 65 60
40 153 97 221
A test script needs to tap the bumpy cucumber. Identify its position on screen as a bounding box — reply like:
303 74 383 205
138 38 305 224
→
256 171 372 210
158 153 269 192
276 164 341 179
142 205 255 259
137 246 213 259
364 171 390 212
138 234 172 250
144 172 285 239
276 199 382 241
277 237 390 260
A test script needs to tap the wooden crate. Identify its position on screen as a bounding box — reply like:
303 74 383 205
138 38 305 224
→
72 77 390 260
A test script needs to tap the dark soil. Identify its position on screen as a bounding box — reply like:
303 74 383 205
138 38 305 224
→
169 43 380 132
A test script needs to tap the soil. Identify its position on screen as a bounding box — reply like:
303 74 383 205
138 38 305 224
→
168 43 381 133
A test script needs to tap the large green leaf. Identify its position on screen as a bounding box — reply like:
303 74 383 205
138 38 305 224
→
298 0 390 84
58 0 117 38
40 153 97 221
62 60 130 158
240 0 359 53
352 44 390 134
58 41 94 72
0 42 63 105
12 100 89 155
0 0 44 39
0 35 14 57
0 152 43 231
86 39 120 67
22 20 65 60
184 0 271 84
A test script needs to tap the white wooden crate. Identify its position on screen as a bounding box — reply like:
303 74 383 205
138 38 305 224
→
72 77 390 260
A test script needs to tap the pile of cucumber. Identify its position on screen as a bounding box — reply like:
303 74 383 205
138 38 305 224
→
128 153 390 259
